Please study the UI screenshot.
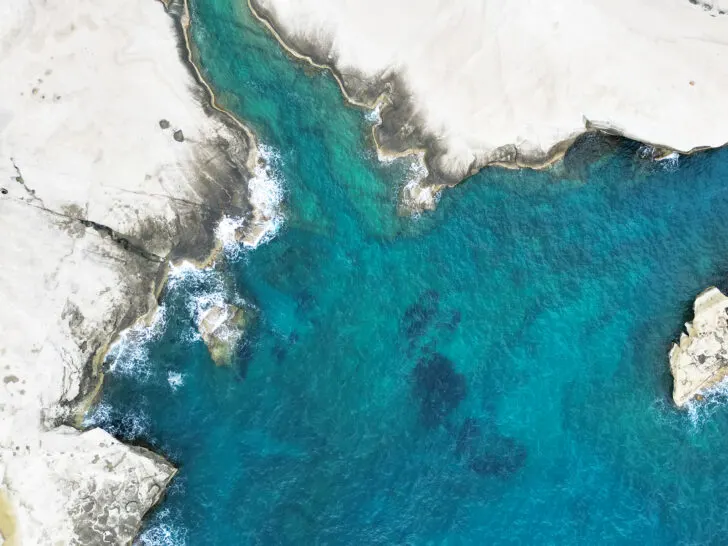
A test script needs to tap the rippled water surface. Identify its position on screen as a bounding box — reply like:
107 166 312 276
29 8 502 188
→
91 1 728 543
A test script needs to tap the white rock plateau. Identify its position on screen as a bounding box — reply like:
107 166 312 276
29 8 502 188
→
670 287 728 407
0 0 254 542
251 0 728 186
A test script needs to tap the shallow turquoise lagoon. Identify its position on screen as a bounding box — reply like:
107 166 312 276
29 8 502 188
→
91 1 728 543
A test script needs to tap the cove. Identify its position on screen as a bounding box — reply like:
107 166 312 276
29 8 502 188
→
89 0 728 543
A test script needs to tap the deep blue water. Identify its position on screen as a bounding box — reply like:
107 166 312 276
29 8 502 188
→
90 1 728 543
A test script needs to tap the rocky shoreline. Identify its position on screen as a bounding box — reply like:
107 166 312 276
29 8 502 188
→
0 0 262 542
249 0 728 212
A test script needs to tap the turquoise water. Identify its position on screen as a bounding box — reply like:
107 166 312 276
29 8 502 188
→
91 1 728 543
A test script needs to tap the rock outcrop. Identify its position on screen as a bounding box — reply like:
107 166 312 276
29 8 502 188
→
198 303 249 366
670 287 728 407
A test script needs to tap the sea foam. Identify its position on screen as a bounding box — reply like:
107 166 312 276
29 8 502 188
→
216 143 285 258
685 377 728 429
167 371 184 391
401 152 438 216
104 305 168 382
167 259 248 344
83 401 151 440
135 508 188 546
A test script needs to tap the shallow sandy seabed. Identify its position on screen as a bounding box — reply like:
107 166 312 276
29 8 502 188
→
0 0 255 542
252 0 728 207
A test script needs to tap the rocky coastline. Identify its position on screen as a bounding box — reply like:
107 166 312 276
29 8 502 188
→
0 0 262 542
198 302 251 366
249 0 728 211
670 287 728 407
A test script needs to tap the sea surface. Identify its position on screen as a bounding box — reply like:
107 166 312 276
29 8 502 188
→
88 0 728 543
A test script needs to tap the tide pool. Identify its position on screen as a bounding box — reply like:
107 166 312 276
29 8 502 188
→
90 1 728 543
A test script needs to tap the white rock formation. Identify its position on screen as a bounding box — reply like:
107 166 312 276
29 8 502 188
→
0 0 255 542
0 427 175 545
251 0 728 189
670 287 728 407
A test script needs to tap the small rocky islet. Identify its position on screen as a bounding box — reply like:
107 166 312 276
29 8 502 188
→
197 302 252 366
670 287 728 407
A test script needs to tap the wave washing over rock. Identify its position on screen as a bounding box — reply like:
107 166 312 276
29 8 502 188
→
216 143 286 256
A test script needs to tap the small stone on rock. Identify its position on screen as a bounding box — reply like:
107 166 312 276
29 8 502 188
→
173 129 184 142
158 119 170 129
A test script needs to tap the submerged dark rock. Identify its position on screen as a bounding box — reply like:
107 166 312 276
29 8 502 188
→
453 417 528 479
402 289 440 340
412 352 466 428
455 417 481 457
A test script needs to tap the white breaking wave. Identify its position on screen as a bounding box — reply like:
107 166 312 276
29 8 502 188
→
82 400 112 429
657 151 680 172
167 371 184 391
365 102 382 125
215 143 286 257
214 214 247 259
136 508 188 546
685 377 728 429
401 152 438 215
246 143 286 248
83 401 151 439
167 260 216 291
637 145 680 172
104 305 168 382
167 259 248 344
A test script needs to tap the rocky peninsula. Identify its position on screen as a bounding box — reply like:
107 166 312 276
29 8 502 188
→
670 287 728 407
250 0 728 209
0 0 259 542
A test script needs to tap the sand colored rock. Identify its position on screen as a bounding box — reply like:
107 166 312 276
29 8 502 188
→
251 0 728 197
670 287 728 407
0 0 256 542
0 427 175 545
198 303 249 365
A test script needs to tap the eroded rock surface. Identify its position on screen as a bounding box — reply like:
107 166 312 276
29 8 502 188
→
0 427 175 545
670 287 728 406
198 303 249 366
